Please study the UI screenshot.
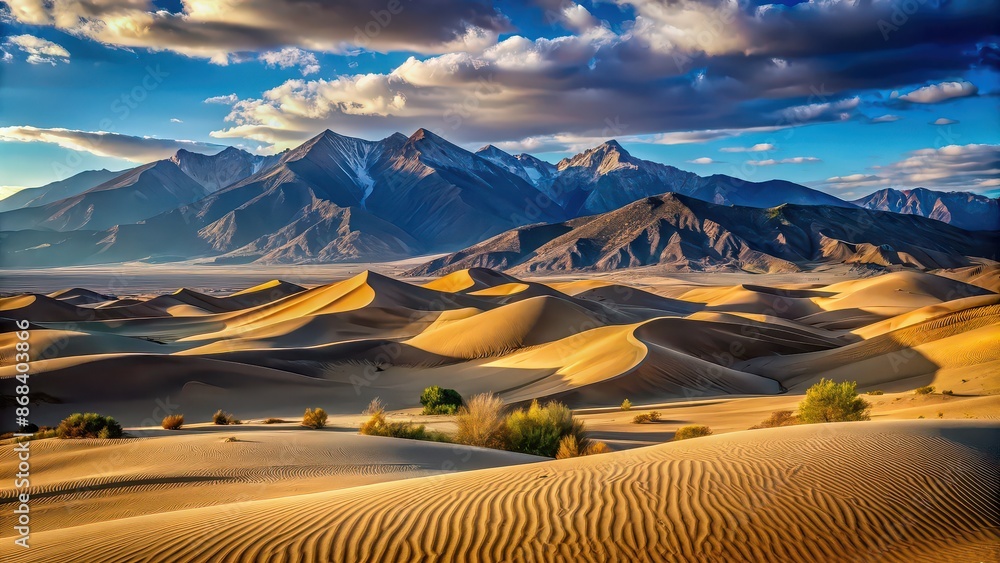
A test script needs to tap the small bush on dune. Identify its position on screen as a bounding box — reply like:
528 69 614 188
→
942 390 953 396
262 418 287 424
914 386 934 395
632 411 661 424
57 413 123 439
420 386 464 415
798 379 871 423
359 398 429 440
620 399 632 411
750 410 800 429
213 410 241 425
555 434 612 459
454 393 509 449
866 390 884 396
161 414 184 430
673 425 713 441
302 408 328 429
506 400 587 457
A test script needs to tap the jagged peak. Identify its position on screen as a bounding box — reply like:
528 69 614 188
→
476 144 507 155
407 128 454 146
556 139 636 173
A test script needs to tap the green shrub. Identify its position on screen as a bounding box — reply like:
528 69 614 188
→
632 411 661 424
454 393 509 449
359 398 430 440
620 399 632 411
866 390 884 396
750 410 799 429
798 379 871 423
420 386 464 415
212 410 241 425
161 414 184 430
555 434 612 459
505 400 587 457
57 413 123 439
673 425 713 441
914 386 934 395
302 408 328 429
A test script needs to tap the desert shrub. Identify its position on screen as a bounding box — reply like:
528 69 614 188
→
632 411 662 424
364 397 386 416
161 414 184 430
942 390 954 396
10 426 57 443
505 400 587 457
620 399 632 411
57 413 123 439
359 398 429 440
454 393 509 449
224 436 239 442
750 410 800 429
262 418 287 424
798 379 871 423
420 386 464 415
866 390 884 396
555 434 611 459
673 425 713 441
212 410 240 425
914 386 934 395
302 408 328 429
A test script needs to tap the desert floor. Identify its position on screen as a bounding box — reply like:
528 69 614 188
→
1 263 998 562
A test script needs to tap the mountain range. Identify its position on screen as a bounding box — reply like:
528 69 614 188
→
852 188 1000 231
408 193 997 276
0 128 996 269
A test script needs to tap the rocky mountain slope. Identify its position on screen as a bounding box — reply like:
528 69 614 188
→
852 188 999 231
170 146 282 192
0 160 208 232
0 169 123 213
409 193 999 275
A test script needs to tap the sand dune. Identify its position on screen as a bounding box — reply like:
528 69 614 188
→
3 267 997 427
1 266 997 561
4 421 996 563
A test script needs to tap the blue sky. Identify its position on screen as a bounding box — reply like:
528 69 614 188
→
1 0 997 199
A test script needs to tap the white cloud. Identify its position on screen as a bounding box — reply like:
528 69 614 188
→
899 80 978 104
0 126 228 162
204 94 240 105
1 50 12 63
825 144 999 193
688 157 717 165
776 97 859 124
170 118 183 123
5 34 69 65
747 156 820 166
870 114 900 123
932 117 959 125
259 48 320 76
720 143 775 153
2 0 509 61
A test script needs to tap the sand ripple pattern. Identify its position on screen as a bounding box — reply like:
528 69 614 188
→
5 421 997 563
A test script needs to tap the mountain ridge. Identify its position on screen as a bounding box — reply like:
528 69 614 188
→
0 128 993 268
